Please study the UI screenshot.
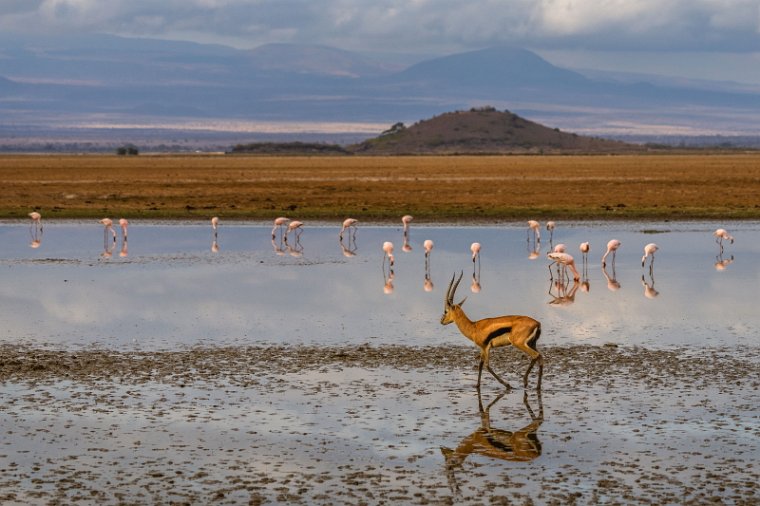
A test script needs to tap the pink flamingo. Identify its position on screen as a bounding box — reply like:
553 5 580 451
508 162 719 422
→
284 220 303 243
546 221 555 243
211 216 219 237
340 218 358 240
546 251 580 281
527 220 540 243
29 211 42 233
119 218 129 240
579 241 590 283
100 218 117 244
383 241 395 267
470 242 481 263
642 243 658 268
402 214 413 233
424 239 434 258
579 242 590 260
271 216 290 239
713 228 734 247
552 243 566 253
601 239 621 267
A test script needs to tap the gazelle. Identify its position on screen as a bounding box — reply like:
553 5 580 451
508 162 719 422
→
440 272 543 390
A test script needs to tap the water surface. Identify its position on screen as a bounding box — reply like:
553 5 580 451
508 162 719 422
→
1 220 758 350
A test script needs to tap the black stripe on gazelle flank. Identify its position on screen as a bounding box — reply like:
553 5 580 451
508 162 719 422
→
484 326 511 347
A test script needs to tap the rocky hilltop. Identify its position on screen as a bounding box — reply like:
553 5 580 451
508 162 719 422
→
351 107 643 155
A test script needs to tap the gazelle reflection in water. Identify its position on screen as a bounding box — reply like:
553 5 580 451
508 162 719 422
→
442 390 543 494
440 272 542 390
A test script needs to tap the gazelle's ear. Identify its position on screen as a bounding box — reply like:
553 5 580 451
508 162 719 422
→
457 296 467 306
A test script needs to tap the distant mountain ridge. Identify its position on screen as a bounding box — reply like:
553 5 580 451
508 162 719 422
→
2 33 760 147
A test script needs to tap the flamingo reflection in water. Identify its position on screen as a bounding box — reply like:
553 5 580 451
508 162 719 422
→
548 276 580 306
714 252 734 271
382 241 395 294
423 240 434 292
442 390 543 495
602 263 621 292
642 273 659 299
28 211 43 248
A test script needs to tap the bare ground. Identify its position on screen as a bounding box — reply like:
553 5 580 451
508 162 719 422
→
2 344 758 505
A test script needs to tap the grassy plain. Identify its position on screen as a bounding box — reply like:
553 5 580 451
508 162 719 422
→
2 153 759 221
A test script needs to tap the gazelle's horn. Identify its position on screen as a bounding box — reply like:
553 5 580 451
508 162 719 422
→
450 271 464 304
445 272 456 305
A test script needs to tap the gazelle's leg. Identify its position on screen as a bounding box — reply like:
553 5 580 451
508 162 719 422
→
483 347 512 390
477 357 484 388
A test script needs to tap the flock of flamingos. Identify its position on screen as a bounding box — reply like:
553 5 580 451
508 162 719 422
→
24 210 737 391
25 211 737 276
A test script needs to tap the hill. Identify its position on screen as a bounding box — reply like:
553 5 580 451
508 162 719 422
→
351 108 643 154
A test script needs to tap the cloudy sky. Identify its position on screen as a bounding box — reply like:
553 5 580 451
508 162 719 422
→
2 0 760 83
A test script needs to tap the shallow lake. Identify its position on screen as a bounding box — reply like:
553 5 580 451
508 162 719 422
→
1 220 758 350
1 220 758 504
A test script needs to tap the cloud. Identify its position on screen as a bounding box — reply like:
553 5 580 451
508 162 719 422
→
1 0 759 53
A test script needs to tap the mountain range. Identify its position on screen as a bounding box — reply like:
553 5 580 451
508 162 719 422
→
2 33 760 150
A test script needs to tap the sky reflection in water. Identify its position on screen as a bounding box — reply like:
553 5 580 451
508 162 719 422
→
1 220 758 350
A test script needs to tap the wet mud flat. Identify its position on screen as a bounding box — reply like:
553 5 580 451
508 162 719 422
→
1 344 759 505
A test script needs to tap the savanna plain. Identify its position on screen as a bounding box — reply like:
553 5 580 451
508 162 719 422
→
1 153 759 505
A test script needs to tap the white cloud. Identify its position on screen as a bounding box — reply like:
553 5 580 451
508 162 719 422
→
1 0 759 53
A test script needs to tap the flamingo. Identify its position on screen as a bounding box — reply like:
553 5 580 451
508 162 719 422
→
284 220 303 243
552 243 566 253
340 218 358 240
424 239 434 258
383 241 395 267
601 239 621 267
713 228 734 247
579 242 590 259
546 221 555 243
546 252 581 281
470 242 481 263
119 218 129 240
402 214 413 233
29 211 42 232
100 218 117 244
271 217 290 239
642 243 658 268
527 220 540 243
210 216 219 237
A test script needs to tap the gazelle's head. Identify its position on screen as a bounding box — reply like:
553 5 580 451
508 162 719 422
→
441 271 467 325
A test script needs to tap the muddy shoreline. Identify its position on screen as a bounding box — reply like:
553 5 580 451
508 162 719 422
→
2 344 759 505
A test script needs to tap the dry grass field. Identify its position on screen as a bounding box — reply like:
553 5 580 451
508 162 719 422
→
2 153 759 221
